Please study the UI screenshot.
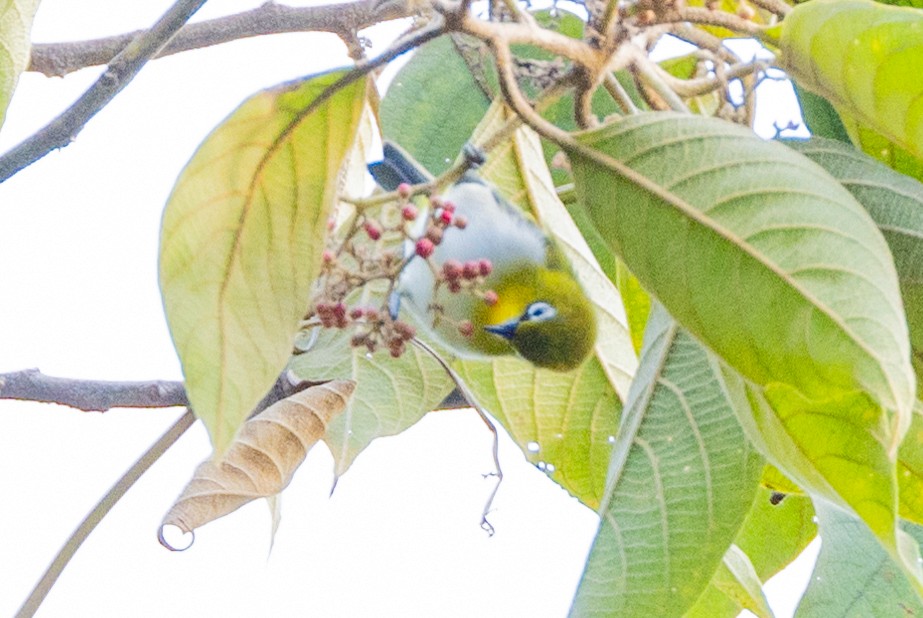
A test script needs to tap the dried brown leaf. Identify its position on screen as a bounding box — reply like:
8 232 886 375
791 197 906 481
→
160 380 355 546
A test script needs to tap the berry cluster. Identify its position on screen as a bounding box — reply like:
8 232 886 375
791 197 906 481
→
306 181 497 358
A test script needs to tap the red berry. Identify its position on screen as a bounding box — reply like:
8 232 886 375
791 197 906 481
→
453 215 468 229
483 290 499 306
442 259 463 281
478 258 492 277
365 307 379 322
439 209 454 225
401 204 418 221
393 321 416 340
415 238 435 258
332 302 347 320
363 221 382 241
462 261 480 280
458 320 474 337
442 201 456 214
322 249 335 264
397 182 412 198
349 307 364 320
447 280 462 293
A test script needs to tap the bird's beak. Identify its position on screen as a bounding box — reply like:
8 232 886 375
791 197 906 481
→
484 318 519 340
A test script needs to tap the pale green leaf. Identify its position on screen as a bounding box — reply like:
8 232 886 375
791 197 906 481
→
449 102 635 508
159 70 368 452
784 138 923 397
0 0 40 129
736 488 817 581
569 111 914 578
570 113 914 420
780 0 923 160
288 328 453 477
570 305 764 616
471 102 637 401
709 545 773 618
796 501 923 617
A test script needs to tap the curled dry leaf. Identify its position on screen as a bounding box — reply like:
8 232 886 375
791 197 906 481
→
159 380 355 549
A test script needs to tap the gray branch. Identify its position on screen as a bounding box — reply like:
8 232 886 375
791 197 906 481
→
0 0 208 183
28 0 414 77
0 369 188 412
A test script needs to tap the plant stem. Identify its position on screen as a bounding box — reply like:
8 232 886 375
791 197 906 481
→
15 410 196 618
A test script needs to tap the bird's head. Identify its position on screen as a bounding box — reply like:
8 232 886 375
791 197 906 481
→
477 266 596 371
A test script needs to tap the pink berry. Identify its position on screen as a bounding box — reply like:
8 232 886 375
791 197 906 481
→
442 259 463 281
397 183 412 198
462 261 480 280
322 249 335 264
415 238 435 258
453 215 468 230
439 209 454 225
483 290 498 306
442 201 456 214
478 258 492 277
401 204 418 221
458 320 474 337
363 221 382 241
349 307 364 320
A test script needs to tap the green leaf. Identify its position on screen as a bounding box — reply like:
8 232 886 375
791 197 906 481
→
446 103 636 508
792 84 851 144
570 305 764 616
899 412 923 525
785 137 923 400
471 102 637 401
736 488 816 580
570 112 914 420
780 0 923 160
569 111 914 579
796 501 923 617
0 0 40 130
288 328 454 477
159 70 368 452
381 35 490 176
705 545 774 618
689 488 817 617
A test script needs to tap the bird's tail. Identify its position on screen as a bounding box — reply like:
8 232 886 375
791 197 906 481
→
367 142 433 190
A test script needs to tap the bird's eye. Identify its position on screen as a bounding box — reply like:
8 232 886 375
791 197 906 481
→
524 301 557 322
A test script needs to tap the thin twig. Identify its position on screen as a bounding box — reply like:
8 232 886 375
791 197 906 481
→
603 73 639 115
630 49 690 113
410 337 502 536
0 0 208 184
15 410 196 618
28 0 413 77
0 369 188 411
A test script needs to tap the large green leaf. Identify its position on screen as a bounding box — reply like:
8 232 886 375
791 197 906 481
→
0 0 40 130
449 103 635 508
288 328 454 477
381 35 490 176
786 137 923 410
159 70 367 452
570 305 764 616
568 112 914 574
780 0 923 160
796 501 923 617
570 113 913 418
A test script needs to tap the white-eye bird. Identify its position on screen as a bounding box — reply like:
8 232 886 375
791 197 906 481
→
368 142 597 371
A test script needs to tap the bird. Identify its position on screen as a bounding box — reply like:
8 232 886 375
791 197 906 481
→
368 141 597 371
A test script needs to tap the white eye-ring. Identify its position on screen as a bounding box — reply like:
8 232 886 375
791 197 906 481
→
524 301 557 322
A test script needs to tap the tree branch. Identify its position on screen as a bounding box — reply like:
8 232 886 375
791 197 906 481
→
0 369 188 411
0 0 207 184
28 0 415 77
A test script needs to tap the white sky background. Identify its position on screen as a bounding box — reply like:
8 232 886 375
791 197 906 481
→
0 1 817 616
